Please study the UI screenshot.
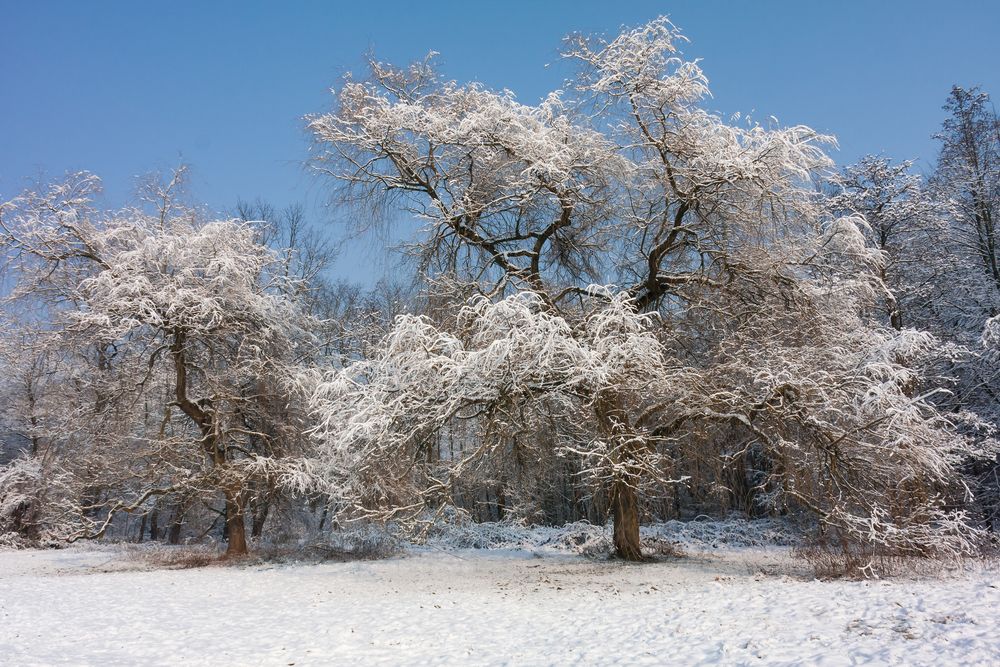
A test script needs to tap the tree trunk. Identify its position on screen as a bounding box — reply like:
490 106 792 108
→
495 479 506 521
167 518 183 544
611 479 643 561
224 489 248 557
167 501 186 544
250 495 270 539
317 503 329 532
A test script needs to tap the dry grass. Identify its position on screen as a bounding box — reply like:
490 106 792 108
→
795 535 994 579
119 529 403 570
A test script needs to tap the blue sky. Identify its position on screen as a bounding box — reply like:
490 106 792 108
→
2 1 999 280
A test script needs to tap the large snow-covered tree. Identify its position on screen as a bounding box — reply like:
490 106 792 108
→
305 17 994 563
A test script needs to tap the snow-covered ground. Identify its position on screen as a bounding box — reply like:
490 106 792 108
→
1 539 997 666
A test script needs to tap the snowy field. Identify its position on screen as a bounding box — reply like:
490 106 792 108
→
1 540 998 666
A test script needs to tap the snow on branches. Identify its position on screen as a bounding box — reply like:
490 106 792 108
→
1 16 995 572
0 172 318 555
305 16 997 565
297 279 994 564
296 289 690 546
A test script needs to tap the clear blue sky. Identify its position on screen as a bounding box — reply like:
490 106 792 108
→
2 1 999 281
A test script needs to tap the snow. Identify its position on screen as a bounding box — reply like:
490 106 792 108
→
425 516 802 552
1 543 997 666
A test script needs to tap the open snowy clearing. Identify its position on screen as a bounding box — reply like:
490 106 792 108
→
1 545 998 666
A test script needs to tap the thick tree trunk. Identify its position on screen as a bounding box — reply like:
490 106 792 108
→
224 489 248 557
171 328 249 557
611 479 643 561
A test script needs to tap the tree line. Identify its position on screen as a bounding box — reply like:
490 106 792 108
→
1 18 998 571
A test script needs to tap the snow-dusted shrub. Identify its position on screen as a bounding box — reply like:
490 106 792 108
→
421 517 611 556
644 517 801 550
0 454 78 546
421 516 800 557
0 456 42 539
0 531 32 550
301 526 403 561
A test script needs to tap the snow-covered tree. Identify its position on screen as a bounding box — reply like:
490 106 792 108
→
305 17 995 564
0 171 317 555
934 86 1000 294
829 156 953 330
296 289 698 560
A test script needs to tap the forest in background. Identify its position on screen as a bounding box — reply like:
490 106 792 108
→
2 17 999 575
